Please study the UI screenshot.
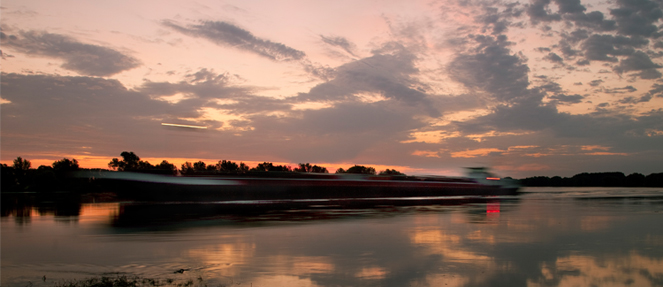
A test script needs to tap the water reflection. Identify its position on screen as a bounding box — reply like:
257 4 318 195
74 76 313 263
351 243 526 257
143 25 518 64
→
529 252 663 287
2 188 663 287
109 197 513 230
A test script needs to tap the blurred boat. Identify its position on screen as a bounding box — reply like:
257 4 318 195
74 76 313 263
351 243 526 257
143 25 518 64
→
75 167 519 201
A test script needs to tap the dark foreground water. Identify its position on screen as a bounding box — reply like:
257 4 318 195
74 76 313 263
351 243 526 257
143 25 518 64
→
2 187 663 287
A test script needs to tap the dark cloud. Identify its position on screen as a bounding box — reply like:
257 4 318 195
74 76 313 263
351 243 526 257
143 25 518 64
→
136 68 292 118
618 94 652 104
138 68 245 99
550 93 584 104
568 29 590 42
0 31 140 76
602 85 637 94
581 34 648 62
589 79 604 86
647 83 663 97
614 51 663 79
456 97 663 154
566 11 617 31
538 81 563 94
544 52 564 63
456 101 563 134
576 59 590 65
559 40 580 58
609 0 663 38
320 35 357 57
301 60 336 81
448 35 532 103
555 0 586 14
248 102 426 162
295 45 440 117
476 3 524 35
163 20 305 61
0 73 177 157
527 0 561 24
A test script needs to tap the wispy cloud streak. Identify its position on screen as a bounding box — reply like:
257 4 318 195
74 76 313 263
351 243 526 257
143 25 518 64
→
163 20 305 61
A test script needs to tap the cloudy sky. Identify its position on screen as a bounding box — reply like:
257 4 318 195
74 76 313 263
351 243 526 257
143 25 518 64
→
2 0 663 177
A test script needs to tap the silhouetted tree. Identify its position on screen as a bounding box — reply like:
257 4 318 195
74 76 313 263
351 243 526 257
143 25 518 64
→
645 173 663 187
38 165 54 171
343 165 376 175
12 157 31 187
626 173 645 187
193 161 207 172
1 163 17 191
252 162 274 172
108 151 152 171
550 176 563 186
13 157 31 171
251 162 292 172
181 162 194 175
216 160 239 172
154 160 176 174
335 168 346 174
294 163 328 173
155 160 176 171
214 160 249 174
270 164 292 172
52 158 80 171
138 161 154 170
379 169 404 176
239 162 249 174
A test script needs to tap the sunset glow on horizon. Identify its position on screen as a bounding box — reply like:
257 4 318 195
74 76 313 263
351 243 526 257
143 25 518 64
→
2 0 663 177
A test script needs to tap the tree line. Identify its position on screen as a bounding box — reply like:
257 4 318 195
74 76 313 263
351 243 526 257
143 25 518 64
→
106 151 404 176
1 151 405 191
519 172 663 187
5 151 662 191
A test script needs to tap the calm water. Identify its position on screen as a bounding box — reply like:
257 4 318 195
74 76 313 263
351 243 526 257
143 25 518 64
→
2 187 663 287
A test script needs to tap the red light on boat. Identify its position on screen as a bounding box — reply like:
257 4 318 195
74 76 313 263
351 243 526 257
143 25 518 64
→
487 202 500 213
486 177 501 180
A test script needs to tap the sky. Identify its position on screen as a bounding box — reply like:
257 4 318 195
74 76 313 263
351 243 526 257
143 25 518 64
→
1 0 663 178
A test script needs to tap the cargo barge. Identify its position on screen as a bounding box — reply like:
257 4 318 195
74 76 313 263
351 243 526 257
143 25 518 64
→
77 168 519 201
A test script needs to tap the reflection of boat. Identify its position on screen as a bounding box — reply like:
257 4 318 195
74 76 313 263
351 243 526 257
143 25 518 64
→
111 196 518 228
76 167 519 201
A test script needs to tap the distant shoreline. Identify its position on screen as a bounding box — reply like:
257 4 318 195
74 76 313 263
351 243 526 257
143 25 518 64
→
518 171 663 187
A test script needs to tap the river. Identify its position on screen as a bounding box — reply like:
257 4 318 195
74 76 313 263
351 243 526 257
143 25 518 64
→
2 187 663 287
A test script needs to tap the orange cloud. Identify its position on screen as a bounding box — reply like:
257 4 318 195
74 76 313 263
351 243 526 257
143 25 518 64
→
450 148 503 158
585 152 628 156
581 145 611 151
412 150 442 158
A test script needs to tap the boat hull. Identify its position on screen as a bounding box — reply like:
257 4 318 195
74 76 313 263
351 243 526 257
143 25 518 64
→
87 173 519 201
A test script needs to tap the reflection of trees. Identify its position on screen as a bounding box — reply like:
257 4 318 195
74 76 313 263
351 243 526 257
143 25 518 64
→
1 193 82 223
